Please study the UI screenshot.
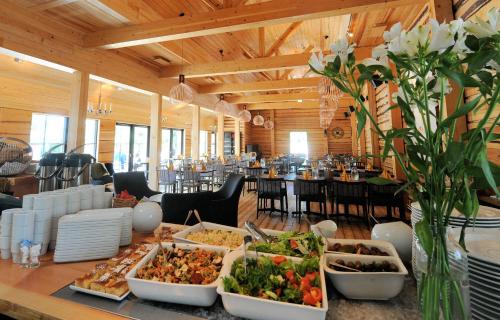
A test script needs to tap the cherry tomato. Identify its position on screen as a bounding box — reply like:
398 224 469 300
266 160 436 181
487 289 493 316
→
285 270 296 283
306 272 317 282
300 277 311 291
303 291 316 306
290 239 298 249
272 255 287 265
310 287 322 302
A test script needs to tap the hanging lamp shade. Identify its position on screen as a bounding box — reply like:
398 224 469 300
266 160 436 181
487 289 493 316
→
239 108 252 122
170 74 194 104
214 94 230 114
263 118 274 130
253 114 265 126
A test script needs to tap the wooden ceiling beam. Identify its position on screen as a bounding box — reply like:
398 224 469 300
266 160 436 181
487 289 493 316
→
29 0 78 12
247 99 353 110
226 92 319 103
198 77 320 94
160 47 371 78
259 27 265 56
265 21 302 57
280 44 313 79
83 0 422 49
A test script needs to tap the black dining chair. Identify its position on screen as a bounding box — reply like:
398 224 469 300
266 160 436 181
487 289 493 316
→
256 177 288 220
244 167 263 193
113 171 161 200
293 179 327 223
367 182 406 226
331 180 367 224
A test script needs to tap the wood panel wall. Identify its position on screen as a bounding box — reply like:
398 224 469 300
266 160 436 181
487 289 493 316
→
223 116 244 153
375 83 397 175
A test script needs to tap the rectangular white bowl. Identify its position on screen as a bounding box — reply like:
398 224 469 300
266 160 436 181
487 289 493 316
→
324 253 408 300
125 242 229 306
173 222 249 250
217 251 328 320
325 239 399 257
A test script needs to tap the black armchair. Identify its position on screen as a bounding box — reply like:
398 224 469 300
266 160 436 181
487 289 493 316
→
113 171 160 200
161 173 244 227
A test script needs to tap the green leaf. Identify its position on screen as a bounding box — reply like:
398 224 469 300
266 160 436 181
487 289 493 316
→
440 96 481 129
479 151 500 196
437 67 481 88
465 35 480 51
443 141 465 171
333 55 341 73
355 108 366 139
415 219 433 257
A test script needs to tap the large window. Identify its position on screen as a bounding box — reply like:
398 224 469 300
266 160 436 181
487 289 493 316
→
30 113 68 160
113 124 149 173
160 128 184 163
199 130 209 157
84 119 99 159
290 131 309 158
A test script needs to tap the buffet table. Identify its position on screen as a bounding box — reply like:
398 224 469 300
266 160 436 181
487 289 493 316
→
0 227 420 320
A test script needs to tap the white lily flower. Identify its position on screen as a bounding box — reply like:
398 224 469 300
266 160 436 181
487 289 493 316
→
330 39 355 64
362 44 389 67
407 24 430 47
309 52 325 72
400 32 419 57
464 8 499 38
388 30 406 55
428 20 455 53
384 23 402 43
487 60 500 72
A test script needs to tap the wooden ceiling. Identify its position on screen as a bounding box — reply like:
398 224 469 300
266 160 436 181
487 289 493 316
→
6 0 427 109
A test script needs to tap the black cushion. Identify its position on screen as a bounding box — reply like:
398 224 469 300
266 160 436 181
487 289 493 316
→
113 171 160 200
0 193 22 214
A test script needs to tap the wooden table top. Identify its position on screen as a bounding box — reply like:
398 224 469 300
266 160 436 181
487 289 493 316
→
0 231 154 319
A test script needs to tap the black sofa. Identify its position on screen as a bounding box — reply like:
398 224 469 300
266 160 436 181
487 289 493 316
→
161 173 244 227
0 193 22 215
113 171 161 200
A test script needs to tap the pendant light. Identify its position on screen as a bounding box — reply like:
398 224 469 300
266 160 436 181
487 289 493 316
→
169 39 195 104
263 117 274 130
239 105 251 122
214 94 230 114
253 113 264 126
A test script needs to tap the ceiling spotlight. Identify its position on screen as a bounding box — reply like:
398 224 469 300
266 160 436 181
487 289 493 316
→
349 105 355 113
14 57 23 63
297 99 303 103
344 111 350 118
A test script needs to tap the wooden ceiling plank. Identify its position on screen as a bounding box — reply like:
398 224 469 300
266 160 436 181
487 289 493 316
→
198 77 321 94
264 21 302 57
29 0 79 12
226 91 321 103
280 44 313 79
258 27 265 56
246 98 353 110
83 0 424 49
160 47 371 78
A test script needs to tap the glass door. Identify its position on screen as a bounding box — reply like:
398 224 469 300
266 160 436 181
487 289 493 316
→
113 124 149 173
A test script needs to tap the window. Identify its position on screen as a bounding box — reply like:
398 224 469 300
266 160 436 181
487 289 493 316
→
84 119 99 159
113 124 150 173
199 130 208 157
290 131 308 158
30 113 68 160
160 128 184 163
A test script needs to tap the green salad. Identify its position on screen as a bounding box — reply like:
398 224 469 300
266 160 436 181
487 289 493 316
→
223 255 323 307
249 231 324 257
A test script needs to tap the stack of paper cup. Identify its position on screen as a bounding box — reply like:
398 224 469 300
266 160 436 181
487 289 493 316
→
34 209 52 255
22 194 36 210
79 186 93 210
65 188 81 214
92 185 105 209
104 192 113 208
0 209 14 259
11 210 35 263
49 192 68 249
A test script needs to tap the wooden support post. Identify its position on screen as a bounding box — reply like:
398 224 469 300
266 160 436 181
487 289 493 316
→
368 85 381 168
191 105 201 160
270 110 276 156
430 0 466 140
388 78 406 180
350 113 358 156
234 119 241 156
216 112 224 158
67 71 89 152
148 93 162 190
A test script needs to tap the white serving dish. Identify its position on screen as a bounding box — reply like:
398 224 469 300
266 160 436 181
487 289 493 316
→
324 253 407 300
325 238 399 257
173 222 249 250
125 242 229 306
217 250 328 320
69 285 130 301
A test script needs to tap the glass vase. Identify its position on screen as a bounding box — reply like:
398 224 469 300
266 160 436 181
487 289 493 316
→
414 225 470 320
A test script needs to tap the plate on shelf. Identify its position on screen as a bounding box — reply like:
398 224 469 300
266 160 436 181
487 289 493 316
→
69 285 130 301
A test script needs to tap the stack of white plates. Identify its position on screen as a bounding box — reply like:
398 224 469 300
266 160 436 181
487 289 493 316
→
64 188 81 214
33 209 52 255
449 228 500 320
54 211 122 262
48 192 68 249
78 186 93 210
79 208 132 246
91 185 105 209
22 194 35 210
0 209 14 259
104 192 113 208
11 210 35 263
411 203 500 275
